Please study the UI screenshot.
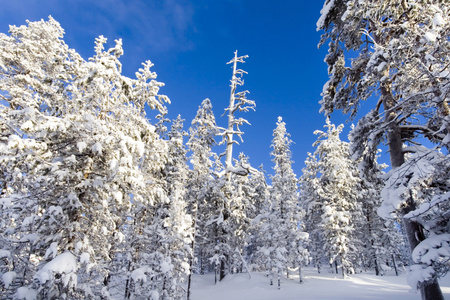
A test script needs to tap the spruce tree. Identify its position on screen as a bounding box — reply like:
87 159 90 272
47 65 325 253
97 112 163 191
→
308 119 360 277
257 117 309 286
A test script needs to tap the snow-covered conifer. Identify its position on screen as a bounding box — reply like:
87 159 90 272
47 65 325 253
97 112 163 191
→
307 119 360 277
349 127 407 275
186 99 219 282
299 153 325 274
317 1 449 297
379 146 450 290
0 17 169 299
257 117 309 285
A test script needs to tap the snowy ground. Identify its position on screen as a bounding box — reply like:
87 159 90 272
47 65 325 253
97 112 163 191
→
191 267 450 300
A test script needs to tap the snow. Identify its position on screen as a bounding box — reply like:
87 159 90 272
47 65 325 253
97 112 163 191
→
92 142 103 155
0 249 11 259
160 260 173 273
412 234 450 265
15 287 38 300
190 268 450 300
2 271 17 288
80 252 90 265
317 0 335 30
21 215 35 228
424 31 437 43
433 13 444 27
131 265 150 282
36 251 77 285
44 242 58 259
77 141 87 153
408 265 435 289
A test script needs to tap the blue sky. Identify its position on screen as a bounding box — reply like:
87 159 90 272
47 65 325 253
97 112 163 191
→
0 0 365 176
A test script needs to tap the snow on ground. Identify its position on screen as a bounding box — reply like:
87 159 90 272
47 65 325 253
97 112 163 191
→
191 267 450 300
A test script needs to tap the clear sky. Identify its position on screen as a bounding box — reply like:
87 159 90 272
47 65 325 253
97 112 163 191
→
0 0 362 177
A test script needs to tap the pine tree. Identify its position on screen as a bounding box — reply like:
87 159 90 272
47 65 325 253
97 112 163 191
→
308 119 360 277
158 116 193 299
299 153 325 274
349 126 407 275
186 99 219 287
317 1 449 297
257 117 309 286
208 51 256 282
246 165 269 268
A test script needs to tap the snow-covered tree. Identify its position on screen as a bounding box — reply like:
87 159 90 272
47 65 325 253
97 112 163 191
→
155 116 193 299
299 153 325 274
221 51 255 176
257 117 309 286
246 165 269 267
202 51 256 283
0 17 170 299
317 0 449 297
379 146 450 290
349 125 408 276
307 119 361 277
225 153 255 276
186 99 219 284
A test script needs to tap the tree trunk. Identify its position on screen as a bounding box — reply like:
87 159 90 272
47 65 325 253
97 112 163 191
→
187 207 198 300
374 258 380 276
220 259 226 281
299 266 303 283
392 254 399 277
215 265 218 285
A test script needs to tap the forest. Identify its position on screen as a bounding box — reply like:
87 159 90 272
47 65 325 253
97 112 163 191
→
0 1 449 300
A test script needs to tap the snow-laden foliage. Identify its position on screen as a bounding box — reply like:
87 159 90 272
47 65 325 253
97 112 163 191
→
133 115 193 300
299 153 325 273
301 119 360 277
0 17 170 299
317 1 450 298
349 127 408 276
380 146 450 289
186 98 220 278
256 117 309 283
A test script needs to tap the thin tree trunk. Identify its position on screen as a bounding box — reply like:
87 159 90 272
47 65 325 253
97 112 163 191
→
187 202 198 300
225 51 238 172
220 259 226 281
374 257 380 276
299 266 303 283
392 254 399 277
215 264 218 285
